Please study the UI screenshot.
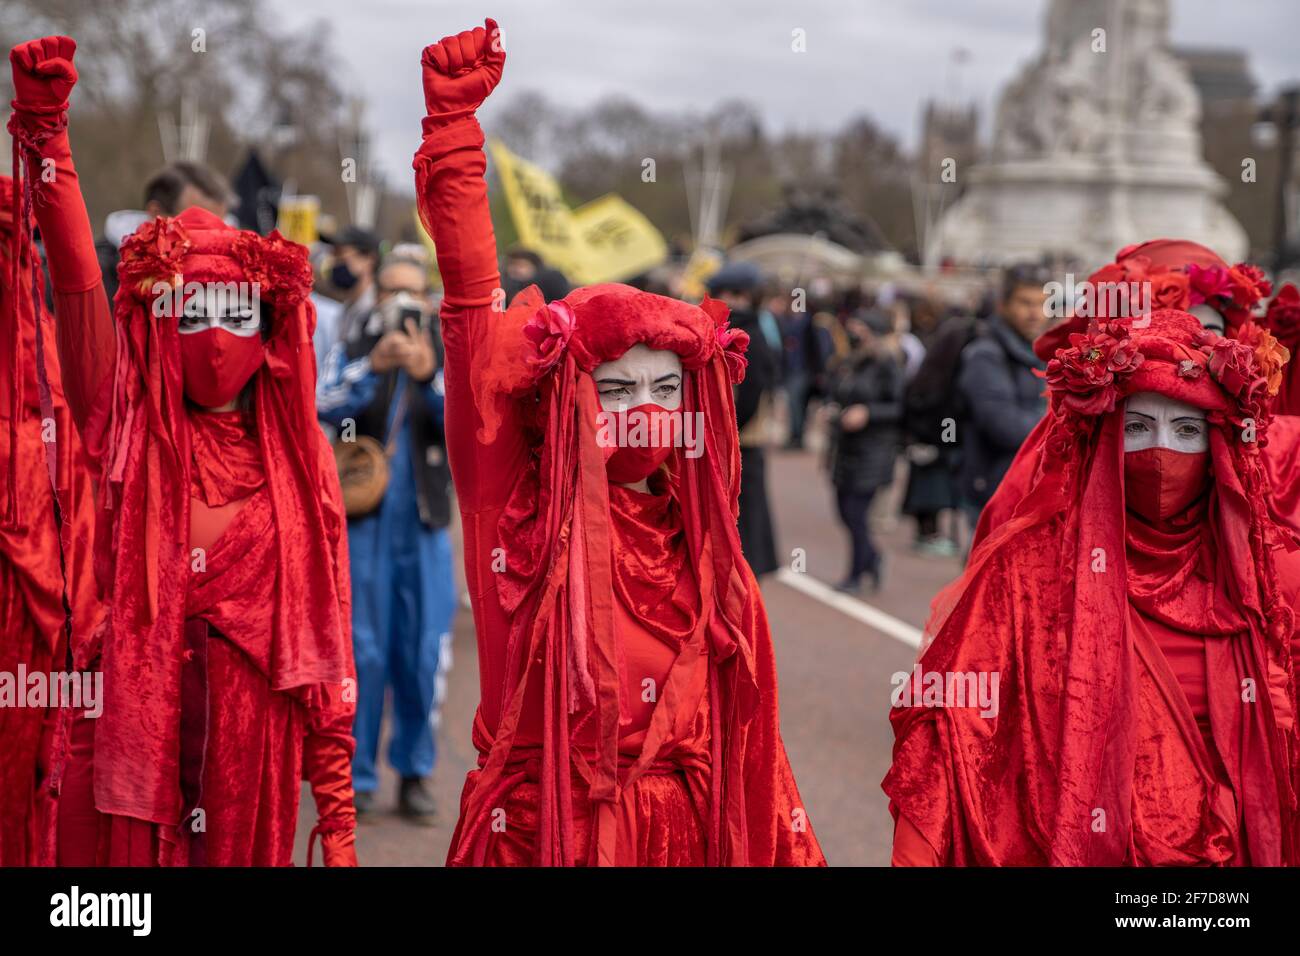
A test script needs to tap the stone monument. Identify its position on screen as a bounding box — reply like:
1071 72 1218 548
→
925 0 1247 271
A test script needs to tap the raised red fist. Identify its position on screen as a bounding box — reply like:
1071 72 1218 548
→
9 35 78 111
420 17 505 126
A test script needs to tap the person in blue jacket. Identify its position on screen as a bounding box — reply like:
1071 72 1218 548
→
318 244 455 822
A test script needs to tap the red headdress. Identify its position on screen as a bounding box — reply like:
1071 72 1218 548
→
1034 238 1274 361
92 207 351 825
886 309 1300 864
442 279 821 865
978 239 1297 548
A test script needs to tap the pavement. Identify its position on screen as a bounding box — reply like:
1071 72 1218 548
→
295 443 967 866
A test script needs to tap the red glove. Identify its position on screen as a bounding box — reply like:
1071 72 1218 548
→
9 35 78 113
302 682 359 867
420 17 505 128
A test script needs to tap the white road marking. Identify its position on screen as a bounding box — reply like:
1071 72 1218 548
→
774 569 924 649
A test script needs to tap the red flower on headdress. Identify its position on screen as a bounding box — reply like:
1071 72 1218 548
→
1045 323 1144 415
716 325 750 384
1186 264 1234 306
1147 269 1191 312
1233 262 1273 302
1264 283 1300 342
692 294 748 381
524 299 575 372
231 229 313 307
1200 333 1270 422
118 216 191 294
1185 263 1270 333
1232 321 1289 398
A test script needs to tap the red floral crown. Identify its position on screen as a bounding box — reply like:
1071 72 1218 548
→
117 216 313 308
1045 315 1288 430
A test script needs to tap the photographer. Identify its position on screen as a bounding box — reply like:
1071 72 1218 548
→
317 244 455 823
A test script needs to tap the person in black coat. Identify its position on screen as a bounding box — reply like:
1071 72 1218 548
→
955 263 1052 525
826 309 905 593
709 262 780 577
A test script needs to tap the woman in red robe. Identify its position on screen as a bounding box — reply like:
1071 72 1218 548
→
886 308 1299 865
8 36 357 866
0 174 101 866
416 19 824 866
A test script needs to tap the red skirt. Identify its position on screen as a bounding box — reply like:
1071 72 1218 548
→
478 770 707 866
56 633 306 866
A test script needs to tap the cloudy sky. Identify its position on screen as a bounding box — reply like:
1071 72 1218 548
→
267 0 1299 189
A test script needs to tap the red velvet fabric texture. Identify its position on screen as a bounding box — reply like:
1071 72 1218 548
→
886 311 1300 866
11 68 356 865
0 173 101 866
415 109 824 866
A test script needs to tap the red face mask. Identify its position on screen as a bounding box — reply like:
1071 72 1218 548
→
1124 447 1210 522
179 327 265 408
598 402 680 485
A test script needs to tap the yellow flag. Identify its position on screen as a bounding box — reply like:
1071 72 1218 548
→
488 139 586 279
489 139 667 285
276 195 319 246
572 194 669 285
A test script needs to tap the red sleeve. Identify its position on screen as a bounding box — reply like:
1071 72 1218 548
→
302 681 358 866
11 98 115 455
414 116 528 506
892 813 943 866
414 114 532 731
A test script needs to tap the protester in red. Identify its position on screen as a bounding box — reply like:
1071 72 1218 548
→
886 308 1299 865
0 175 101 866
9 36 357 866
972 239 1299 547
1265 280 1300 417
416 19 825 866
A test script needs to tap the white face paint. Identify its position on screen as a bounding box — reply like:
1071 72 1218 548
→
1123 391 1209 453
1188 302 1225 335
176 285 262 337
592 344 684 412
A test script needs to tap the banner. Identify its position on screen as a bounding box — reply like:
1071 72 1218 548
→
571 194 669 286
488 139 667 285
276 195 320 246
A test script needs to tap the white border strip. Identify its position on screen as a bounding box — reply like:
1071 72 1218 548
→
775 569 923 649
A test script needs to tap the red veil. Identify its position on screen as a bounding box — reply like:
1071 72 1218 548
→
438 280 823 866
88 208 352 825
886 309 1300 865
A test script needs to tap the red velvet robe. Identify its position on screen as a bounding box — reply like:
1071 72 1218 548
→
11 68 356 866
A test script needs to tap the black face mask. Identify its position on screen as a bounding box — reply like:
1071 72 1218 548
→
330 260 358 291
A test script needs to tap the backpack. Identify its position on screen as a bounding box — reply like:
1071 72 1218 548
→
903 316 985 445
